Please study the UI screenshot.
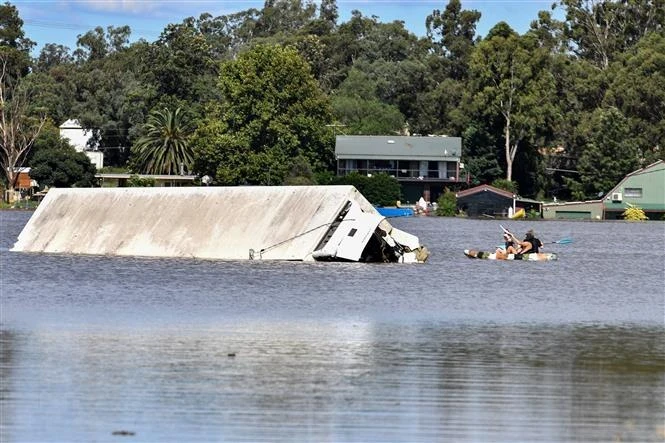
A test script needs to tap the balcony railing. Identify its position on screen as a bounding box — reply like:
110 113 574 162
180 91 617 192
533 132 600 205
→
337 167 466 182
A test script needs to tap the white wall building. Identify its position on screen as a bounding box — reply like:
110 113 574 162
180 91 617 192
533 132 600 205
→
59 119 104 169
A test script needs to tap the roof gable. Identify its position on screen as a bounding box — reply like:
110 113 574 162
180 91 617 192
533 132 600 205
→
606 160 665 198
60 119 82 129
456 184 514 199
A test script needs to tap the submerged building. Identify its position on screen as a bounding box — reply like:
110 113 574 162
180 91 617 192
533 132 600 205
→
12 186 429 263
542 160 665 220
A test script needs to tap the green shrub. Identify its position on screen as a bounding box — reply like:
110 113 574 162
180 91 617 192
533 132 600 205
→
436 189 457 216
492 179 517 193
623 203 648 221
332 172 400 206
127 175 155 187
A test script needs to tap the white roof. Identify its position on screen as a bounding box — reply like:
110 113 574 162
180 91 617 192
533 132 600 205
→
59 119 82 129
11 186 388 261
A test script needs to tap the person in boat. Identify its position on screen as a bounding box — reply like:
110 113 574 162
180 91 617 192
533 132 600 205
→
518 230 543 254
495 233 520 259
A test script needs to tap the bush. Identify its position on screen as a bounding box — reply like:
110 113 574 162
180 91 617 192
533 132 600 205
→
30 147 97 188
622 203 648 221
436 189 457 216
127 175 155 187
332 172 400 206
492 179 517 193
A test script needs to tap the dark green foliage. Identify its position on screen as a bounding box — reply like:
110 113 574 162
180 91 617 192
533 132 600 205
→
0 2 34 77
491 179 517 193
435 189 457 216
4 0 664 200
332 172 400 206
30 146 97 188
191 44 333 185
565 107 640 200
127 175 155 187
283 155 315 185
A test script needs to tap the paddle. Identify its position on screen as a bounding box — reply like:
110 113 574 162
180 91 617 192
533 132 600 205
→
499 224 521 244
500 224 573 246
548 237 573 245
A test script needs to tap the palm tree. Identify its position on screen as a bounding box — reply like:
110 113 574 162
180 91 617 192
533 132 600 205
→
132 107 193 175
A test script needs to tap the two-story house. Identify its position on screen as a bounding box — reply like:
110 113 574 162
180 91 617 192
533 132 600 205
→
335 135 464 204
59 119 104 169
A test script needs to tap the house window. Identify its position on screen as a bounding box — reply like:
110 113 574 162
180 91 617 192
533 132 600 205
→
623 188 643 198
446 162 457 180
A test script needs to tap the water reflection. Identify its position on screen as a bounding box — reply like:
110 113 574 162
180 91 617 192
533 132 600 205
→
1 321 663 442
2 211 664 442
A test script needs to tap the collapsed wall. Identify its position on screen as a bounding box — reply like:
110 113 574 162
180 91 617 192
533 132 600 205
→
11 186 427 262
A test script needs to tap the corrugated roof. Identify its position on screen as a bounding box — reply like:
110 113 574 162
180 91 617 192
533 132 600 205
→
335 136 461 160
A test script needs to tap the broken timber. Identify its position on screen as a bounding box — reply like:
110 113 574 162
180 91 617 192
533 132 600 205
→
11 186 429 263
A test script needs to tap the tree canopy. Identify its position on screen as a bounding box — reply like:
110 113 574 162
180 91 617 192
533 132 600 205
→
192 44 333 185
2 0 662 200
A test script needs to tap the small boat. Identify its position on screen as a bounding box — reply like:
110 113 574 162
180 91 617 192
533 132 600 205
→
375 207 414 217
510 208 525 219
464 249 558 261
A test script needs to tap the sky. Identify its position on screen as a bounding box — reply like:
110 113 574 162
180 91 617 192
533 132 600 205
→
12 0 563 54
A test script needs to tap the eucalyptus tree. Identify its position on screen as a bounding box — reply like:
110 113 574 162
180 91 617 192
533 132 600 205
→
604 32 665 164
0 53 46 194
0 1 34 77
149 21 217 102
565 107 640 199
35 43 74 72
331 69 405 134
560 0 664 69
131 107 194 175
73 25 131 63
468 22 558 183
73 44 157 167
425 0 481 81
191 44 333 185
254 0 317 37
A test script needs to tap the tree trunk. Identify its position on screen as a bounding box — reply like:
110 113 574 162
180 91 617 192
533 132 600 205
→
505 118 513 182
0 55 46 201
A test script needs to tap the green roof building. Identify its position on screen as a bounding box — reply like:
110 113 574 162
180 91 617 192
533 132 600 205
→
603 160 665 220
335 135 464 204
543 160 665 220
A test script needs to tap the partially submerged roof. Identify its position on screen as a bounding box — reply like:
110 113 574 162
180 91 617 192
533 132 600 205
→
457 184 514 199
456 184 542 204
12 186 428 263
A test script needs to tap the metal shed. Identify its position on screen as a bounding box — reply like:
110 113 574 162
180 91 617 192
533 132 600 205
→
456 185 542 218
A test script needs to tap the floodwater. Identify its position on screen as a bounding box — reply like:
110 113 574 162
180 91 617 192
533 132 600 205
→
1 210 664 442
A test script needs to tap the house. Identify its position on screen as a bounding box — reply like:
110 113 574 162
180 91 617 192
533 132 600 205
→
335 135 464 204
59 119 104 169
542 199 604 220
456 184 542 218
3 167 39 202
543 160 665 220
602 160 665 220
